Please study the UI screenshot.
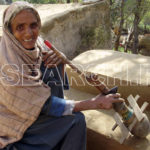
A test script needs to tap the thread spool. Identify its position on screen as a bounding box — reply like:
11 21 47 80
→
113 102 150 138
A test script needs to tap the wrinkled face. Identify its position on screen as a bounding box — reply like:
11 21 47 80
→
11 10 40 50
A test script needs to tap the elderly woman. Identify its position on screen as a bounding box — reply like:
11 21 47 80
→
0 1 123 150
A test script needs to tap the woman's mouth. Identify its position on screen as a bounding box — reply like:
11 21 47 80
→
23 39 33 42
21 38 36 49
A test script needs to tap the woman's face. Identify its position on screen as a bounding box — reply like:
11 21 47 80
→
11 10 40 50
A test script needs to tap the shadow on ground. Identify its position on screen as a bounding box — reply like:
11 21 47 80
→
87 128 134 150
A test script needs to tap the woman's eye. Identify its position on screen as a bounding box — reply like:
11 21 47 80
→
16 25 24 31
31 23 38 29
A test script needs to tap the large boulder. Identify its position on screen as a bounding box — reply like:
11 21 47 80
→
0 0 12 4
66 50 150 110
40 1 112 59
0 0 6 5
64 50 150 150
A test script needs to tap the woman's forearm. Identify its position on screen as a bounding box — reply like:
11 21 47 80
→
73 99 96 112
73 93 124 112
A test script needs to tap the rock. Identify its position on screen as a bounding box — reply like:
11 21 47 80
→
65 50 150 149
0 0 12 4
40 1 111 59
66 50 150 110
131 113 150 138
0 0 6 5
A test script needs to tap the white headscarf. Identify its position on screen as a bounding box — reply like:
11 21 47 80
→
0 1 50 148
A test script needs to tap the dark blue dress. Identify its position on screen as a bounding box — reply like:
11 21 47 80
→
1 63 86 150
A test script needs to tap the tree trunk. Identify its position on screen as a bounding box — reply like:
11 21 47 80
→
124 29 133 52
132 0 142 54
144 24 147 33
132 15 140 54
114 0 125 51
109 0 113 5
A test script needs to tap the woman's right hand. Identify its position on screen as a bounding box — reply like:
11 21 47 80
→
42 50 63 68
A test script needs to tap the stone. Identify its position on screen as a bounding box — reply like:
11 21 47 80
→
0 0 6 5
40 1 111 59
66 49 150 110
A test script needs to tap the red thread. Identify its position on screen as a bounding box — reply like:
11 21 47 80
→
44 40 52 49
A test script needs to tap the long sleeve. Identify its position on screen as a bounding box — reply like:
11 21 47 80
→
41 95 75 117
62 99 75 116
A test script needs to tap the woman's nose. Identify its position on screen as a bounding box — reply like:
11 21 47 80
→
25 27 33 37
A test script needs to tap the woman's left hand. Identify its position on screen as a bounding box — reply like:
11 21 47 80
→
73 93 124 112
91 93 124 110
42 50 63 68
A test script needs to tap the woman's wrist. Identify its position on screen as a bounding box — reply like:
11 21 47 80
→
73 98 100 112
63 100 75 115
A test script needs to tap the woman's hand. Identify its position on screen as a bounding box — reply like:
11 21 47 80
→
42 51 63 68
91 93 124 110
73 93 124 112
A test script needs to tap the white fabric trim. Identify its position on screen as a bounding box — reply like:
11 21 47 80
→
63 100 75 115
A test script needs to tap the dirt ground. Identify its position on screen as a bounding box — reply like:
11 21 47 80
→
87 128 134 150
64 87 150 150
